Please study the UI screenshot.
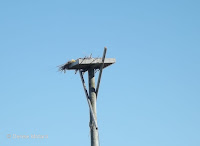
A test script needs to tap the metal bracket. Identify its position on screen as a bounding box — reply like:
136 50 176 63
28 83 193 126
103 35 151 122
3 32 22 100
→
79 70 98 130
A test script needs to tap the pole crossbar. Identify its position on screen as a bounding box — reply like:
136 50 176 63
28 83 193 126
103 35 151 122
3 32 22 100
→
96 47 107 98
79 70 98 129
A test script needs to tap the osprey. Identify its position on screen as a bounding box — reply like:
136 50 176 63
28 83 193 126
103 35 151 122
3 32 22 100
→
58 59 76 73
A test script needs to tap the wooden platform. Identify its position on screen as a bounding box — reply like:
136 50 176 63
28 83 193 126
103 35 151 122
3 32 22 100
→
68 58 116 70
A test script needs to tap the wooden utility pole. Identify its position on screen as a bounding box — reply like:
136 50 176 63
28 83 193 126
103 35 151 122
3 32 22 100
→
88 68 99 146
59 47 115 146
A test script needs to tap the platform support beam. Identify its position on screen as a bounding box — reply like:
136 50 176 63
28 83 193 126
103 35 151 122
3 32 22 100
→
88 68 99 146
79 70 98 129
96 47 107 98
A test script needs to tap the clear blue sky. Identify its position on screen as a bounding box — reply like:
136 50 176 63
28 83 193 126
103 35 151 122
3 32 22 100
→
0 0 200 146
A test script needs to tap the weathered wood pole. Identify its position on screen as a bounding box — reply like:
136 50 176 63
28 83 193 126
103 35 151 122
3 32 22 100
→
88 68 99 146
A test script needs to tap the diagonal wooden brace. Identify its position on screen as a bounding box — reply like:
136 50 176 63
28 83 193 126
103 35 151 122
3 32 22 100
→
96 47 107 98
79 70 98 129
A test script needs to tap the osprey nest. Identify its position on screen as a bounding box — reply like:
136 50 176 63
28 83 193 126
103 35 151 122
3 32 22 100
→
58 59 76 73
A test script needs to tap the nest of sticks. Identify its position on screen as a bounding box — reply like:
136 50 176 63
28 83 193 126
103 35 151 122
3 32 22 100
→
58 59 76 73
